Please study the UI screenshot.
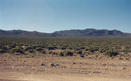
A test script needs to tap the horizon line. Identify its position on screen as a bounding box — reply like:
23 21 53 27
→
0 28 130 33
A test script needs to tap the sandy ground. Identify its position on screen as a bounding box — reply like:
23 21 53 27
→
0 72 131 81
0 56 131 81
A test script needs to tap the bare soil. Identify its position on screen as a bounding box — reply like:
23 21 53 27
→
0 56 131 81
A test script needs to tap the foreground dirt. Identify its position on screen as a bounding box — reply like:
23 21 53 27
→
0 72 131 81
0 56 131 81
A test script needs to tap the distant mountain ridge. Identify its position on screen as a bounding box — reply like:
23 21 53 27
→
0 29 131 37
53 29 125 37
0 30 51 37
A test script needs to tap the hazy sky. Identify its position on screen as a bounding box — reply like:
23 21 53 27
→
0 0 131 33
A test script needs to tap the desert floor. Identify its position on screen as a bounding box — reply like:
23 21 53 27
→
0 56 131 81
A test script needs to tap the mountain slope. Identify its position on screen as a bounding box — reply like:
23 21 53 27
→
53 29 128 37
0 29 130 37
0 30 51 37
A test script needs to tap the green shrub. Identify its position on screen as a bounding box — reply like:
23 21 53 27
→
48 46 57 50
59 52 64 56
66 51 73 56
105 51 119 57
0 49 7 53
77 50 82 54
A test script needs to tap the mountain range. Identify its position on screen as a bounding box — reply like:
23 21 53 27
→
0 29 131 37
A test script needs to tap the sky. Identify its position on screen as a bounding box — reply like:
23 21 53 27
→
0 0 131 33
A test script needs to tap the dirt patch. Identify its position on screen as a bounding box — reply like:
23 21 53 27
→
0 56 131 81
0 79 27 81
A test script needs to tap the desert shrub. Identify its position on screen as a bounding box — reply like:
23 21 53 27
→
77 50 82 54
66 51 73 56
10 48 17 53
88 48 97 53
0 49 7 53
76 48 81 51
41 50 46 54
87 46 99 53
9 44 17 48
59 52 64 56
10 48 25 54
52 52 57 55
99 48 107 53
28 49 34 53
123 49 131 53
0 46 9 53
61 47 66 50
15 49 25 54
80 47 86 49
105 50 119 57
0 37 131 58
1 47 8 50
36 47 43 52
49 51 53 54
48 46 57 50
0 45 2 49
69 47 73 50
80 54 84 58
24 47 32 51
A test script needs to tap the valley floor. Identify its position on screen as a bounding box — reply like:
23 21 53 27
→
0 56 131 81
